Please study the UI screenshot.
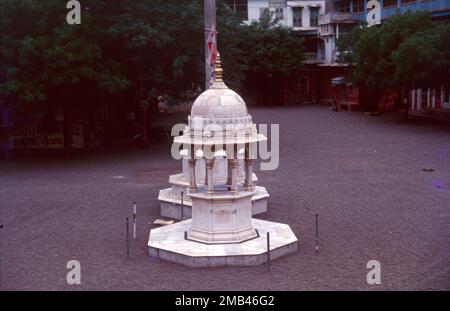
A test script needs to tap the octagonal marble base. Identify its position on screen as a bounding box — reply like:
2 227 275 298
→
148 219 298 267
159 186 269 220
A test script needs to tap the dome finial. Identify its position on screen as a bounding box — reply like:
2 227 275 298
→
214 53 223 82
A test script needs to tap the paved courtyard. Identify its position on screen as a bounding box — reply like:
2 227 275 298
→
1 105 449 290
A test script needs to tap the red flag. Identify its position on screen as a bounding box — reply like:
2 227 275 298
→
206 27 218 66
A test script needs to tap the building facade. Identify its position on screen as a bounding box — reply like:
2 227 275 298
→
229 0 450 110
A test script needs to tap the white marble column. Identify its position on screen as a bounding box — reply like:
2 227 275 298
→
226 159 232 189
229 159 238 193
205 158 215 194
188 159 197 192
244 159 254 192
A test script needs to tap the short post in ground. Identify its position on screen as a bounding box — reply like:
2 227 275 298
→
126 217 130 259
315 214 319 253
0 224 3 290
180 191 184 220
132 202 137 240
267 231 271 270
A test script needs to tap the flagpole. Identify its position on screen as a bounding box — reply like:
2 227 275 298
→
204 0 216 90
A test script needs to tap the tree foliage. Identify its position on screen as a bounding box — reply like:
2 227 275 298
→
0 0 305 121
240 10 305 78
337 11 450 98
0 0 129 110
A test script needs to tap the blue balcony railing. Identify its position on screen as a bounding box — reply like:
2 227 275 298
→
350 0 450 22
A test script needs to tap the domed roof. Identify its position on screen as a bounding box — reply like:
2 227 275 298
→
190 54 248 119
191 87 248 118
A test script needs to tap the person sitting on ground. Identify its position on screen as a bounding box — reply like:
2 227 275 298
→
328 98 338 112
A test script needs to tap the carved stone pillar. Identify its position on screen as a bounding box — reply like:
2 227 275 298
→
244 159 254 191
226 159 232 188
188 159 197 192
205 158 215 194
229 158 238 193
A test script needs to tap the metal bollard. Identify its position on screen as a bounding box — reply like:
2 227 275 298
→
267 232 271 270
133 202 137 240
126 217 130 259
181 191 184 220
315 214 319 253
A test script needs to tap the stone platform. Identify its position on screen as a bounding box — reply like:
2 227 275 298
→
159 185 269 220
148 219 298 267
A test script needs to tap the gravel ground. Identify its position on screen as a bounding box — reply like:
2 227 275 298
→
0 105 449 291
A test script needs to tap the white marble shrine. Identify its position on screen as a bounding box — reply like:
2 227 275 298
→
158 147 270 219
148 55 297 267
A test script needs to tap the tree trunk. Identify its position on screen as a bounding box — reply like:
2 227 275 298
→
151 96 159 121
268 76 273 106
140 107 148 147
403 88 410 122
62 105 72 157
396 87 403 110
147 105 152 144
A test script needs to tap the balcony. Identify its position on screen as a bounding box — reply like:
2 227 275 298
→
318 25 334 36
304 52 324 64
351 0 450 21
292 26 320 35
318 12 355 25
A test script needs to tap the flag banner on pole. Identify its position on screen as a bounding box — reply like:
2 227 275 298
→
206 26 218 67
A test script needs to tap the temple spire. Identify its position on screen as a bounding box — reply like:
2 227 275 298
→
214 53 223 82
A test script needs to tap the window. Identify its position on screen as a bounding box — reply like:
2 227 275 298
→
339 0 351 13
353 0 365 13
310 8 319 27
299 77 309 95
319 43 325 60
225 0 248 20
274 7 284 19
445 88 450 105
383 0 397 7
421 89 428 106
259 7 269 20
293 7 302 27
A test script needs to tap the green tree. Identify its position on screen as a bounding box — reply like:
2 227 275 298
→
1 0 305 154
392 24 450 95
0 0 129 153
227 9 305 105
337 11 449 112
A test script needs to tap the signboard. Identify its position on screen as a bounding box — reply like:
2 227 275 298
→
10 124 84 149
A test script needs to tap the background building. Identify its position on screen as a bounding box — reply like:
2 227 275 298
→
230 0 450 109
